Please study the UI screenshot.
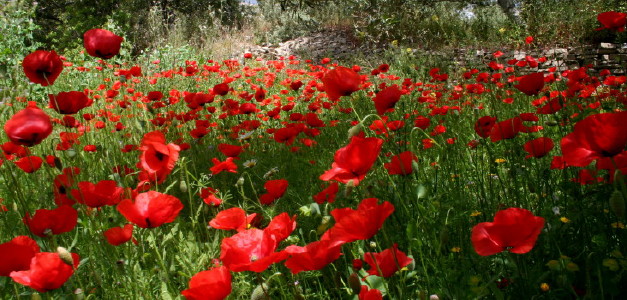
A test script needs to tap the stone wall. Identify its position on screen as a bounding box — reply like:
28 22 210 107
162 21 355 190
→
464 43 627 75
240 30 627 75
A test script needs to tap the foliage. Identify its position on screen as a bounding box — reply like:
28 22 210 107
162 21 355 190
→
28 0 249 54
0 1 41 86
257 0 627 49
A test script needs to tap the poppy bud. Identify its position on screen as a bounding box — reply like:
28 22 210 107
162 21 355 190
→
53 156 63 171
65 148 77 158
250 283 270 300
56 247 74 266
74 289 85 300
609 190 625 218
406 256 416 271
31 294 42 300
344 180 355 197
544 120 558 126
348 273 361 294
179 180 188 193
412 160 420 173
293 292 305 300
316 216 331 235
347 124 363 138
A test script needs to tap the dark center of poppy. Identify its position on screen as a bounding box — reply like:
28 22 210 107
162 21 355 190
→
37 69 52 77
155 151 166 161
600 150 617 157
95 50 113 59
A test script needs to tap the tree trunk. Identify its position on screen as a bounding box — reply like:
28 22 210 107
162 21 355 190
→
497 0 521 24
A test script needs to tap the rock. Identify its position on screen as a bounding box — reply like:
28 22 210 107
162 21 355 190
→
600 43 616 49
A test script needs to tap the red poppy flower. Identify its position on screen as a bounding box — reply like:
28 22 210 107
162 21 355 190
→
4 106 53 147
0 236 40 276
363 244 413 278
514 72 545 96
116 191 183 228
52 167 80 205
254 88 266 102
290 80 303 91
71 180 124 208
490 117 523 142
321 198 394 246
273 127 300 145
199 187 223 206
13 156 43 173
572 169 603 185
138 131 180 183
1 141 29 158
369 118 387 135
536 97 564 114
414 115 431 130
525 36 534 44
305 113 325 127
83 29 123 59
209 207 257 232
210 157 238 175
373 85 402 115
283 240 342 274
22 50 63 86
384 151 418 175
322 66 362 100
264 212 297 243
146 91 163 101
10 251 80 293
597 151 627 183
474 116 497 139
218 143 243 158
259 179 289 205
240 103 259 114
359 285 383 300
313 182 339 204
219 228 289 272
23 205 78 237
560 111 627 167
596 11 627 32
523 137 554 159
48 91 93 114
471 207 544 256
320 135 383 186
103 224 135 246
213 82 230 96
181 266 232 300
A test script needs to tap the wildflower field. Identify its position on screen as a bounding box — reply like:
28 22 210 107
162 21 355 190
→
1 11 627 300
